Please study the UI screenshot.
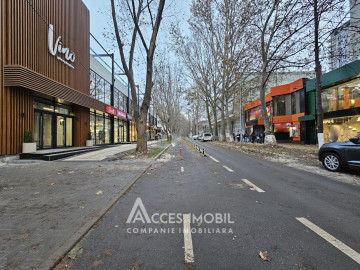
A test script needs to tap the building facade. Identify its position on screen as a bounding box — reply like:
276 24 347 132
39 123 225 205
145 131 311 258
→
304 60 360 143
0 0 158 155
244 78 307 143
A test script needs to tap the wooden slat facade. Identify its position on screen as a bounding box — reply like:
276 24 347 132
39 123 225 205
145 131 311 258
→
0 0 93 155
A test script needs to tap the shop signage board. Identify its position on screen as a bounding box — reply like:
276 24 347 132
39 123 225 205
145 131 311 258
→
105 105 116 115
48 24 76 69
249 105 271 121
117 110 127 119
274 122 292 132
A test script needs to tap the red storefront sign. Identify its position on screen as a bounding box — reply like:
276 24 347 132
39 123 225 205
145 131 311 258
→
274 122 292 132
116 109 127 119
105 105 116 115
249 105 271 121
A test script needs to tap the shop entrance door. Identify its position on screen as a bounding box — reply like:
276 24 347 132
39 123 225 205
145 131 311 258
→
34 110 73 149
34 110 53 149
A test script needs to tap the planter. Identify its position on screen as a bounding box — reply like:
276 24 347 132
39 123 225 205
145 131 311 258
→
86 140 94 147
22 142 36 153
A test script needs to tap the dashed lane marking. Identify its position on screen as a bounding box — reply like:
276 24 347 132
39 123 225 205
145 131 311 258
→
241 179 265 192
296 217 360 265
209 155 219 162
223 165 234 172
183 214 194 263
181 167 184 172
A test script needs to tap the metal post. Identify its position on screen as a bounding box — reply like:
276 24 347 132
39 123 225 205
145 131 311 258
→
110 53 115 145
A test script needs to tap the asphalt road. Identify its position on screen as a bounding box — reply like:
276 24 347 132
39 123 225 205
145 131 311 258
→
63 139 360 270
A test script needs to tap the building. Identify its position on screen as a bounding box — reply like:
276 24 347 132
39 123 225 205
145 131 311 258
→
244 78 307 143
328 0 360 70
0 0 158 155
304 60 360 143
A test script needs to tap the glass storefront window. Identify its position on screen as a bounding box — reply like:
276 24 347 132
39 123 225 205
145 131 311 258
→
105 80 111 105
96 114 104 144
90 70 96 98
96 77 105 103
324 115 360 143
105 116 111 144
274 96 285 116
322 78 360 112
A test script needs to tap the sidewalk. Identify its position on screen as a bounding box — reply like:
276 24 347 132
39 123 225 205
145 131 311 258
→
0 141 169 269
65 140 165 161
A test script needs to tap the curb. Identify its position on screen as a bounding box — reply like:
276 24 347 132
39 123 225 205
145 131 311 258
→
47 144 171 270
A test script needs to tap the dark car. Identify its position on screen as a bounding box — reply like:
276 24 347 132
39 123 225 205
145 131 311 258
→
318 135 360 172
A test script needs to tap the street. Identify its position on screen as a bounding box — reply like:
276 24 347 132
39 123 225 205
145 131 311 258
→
60 139 360 270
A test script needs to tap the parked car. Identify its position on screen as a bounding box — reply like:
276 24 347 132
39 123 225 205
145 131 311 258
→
192 135 199 140
318 135 360 172
201 133 213 142
197 134 203 140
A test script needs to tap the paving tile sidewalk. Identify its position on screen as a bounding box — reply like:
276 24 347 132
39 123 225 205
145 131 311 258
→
0 142 169 269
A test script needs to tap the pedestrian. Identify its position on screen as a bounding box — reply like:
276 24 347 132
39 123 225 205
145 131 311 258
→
244 131 249 143
256 131 261 143
236 132 240 142
251 132 256 143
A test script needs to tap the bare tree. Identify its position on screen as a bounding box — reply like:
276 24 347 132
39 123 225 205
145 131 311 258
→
152 60 185 141
246 0 314 144
110 0 165 153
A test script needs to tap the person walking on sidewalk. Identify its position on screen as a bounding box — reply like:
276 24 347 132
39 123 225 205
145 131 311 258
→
243 131 249 142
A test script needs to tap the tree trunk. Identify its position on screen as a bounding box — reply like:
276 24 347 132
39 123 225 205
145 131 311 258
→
260 68 277 145
205 96 213 135
314 0 324 148
225 96 233 142
220 93 226 141
136 109 148 153
212 105 219 140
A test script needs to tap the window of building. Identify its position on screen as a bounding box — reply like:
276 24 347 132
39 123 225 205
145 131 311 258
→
104 80 111 105
274 95 285 116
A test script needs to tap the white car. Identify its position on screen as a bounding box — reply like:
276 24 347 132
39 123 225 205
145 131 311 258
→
201 133 213 142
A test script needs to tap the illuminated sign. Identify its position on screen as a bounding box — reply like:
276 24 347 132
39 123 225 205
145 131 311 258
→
249 105 271 121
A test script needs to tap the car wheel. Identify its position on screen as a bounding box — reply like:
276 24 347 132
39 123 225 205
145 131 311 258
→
322 153 342 172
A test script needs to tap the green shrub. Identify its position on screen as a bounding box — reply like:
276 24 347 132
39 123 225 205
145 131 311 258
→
87 132 92 140
24 130 34 143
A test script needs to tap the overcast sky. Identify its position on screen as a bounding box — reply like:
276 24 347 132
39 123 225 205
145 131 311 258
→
82 0 192 88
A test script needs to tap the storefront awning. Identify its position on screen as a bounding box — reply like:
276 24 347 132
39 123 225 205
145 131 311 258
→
299 115 315 121
4 65 105 111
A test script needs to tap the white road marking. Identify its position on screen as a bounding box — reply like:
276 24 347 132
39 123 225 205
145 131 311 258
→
223 165 234 172
241 179 265 192
296 217 360 265
209 155 219 162
181 167 184 172
183 214 194 263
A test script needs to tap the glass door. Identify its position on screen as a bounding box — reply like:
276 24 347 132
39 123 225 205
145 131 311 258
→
57 116 65 147
43 113 53 148
66 117 73 147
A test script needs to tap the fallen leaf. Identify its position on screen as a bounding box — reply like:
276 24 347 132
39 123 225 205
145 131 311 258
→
50 183 55 186
217 182 221 185
79 206 84 209
68 246 83 260
147 173 151 175
259 251 271 261
250 187 255 191
232 235 237 240
96 190 103 195
93 260 103 266
33 192 39 195
102 249 116 256
114 225 119 228
196 222 201 227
